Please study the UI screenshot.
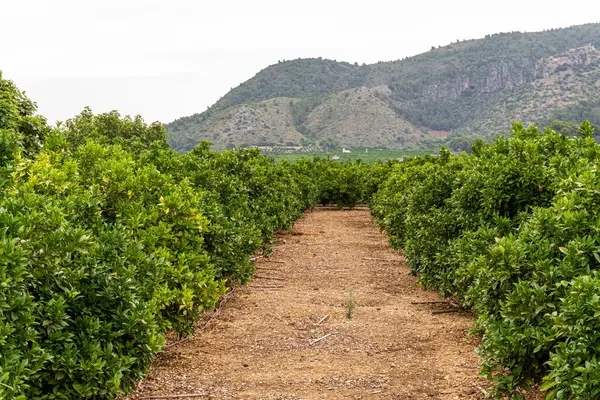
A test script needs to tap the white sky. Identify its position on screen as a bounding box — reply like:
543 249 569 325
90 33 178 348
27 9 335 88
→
2 0 599 125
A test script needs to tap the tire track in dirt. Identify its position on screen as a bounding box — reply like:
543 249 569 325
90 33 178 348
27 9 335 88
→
129 208 487 400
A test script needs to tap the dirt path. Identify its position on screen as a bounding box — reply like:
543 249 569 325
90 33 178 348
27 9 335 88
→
130 208 487 400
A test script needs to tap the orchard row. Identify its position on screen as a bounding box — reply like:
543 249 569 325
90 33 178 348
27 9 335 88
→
0 72 388 399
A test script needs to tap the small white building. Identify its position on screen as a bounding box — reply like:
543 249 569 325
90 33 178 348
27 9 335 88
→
331 155 340 160
342 148 351 153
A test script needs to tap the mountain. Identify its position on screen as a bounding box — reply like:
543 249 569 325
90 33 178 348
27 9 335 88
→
166 23 600 152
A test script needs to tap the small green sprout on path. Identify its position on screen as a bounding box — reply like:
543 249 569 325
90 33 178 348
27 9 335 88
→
346 287 355 319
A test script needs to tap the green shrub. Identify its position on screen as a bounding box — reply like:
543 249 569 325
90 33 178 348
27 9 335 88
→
0 101 354 398
371 121 600 397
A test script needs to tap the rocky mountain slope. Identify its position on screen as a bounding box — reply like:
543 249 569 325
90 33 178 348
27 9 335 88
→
166 23 600 152
175 87 427 151
456 44 600 136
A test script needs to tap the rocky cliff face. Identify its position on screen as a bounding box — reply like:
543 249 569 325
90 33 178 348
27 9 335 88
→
413 61 531 102
456 45 600 137
384 45 599 133
535 44 600 79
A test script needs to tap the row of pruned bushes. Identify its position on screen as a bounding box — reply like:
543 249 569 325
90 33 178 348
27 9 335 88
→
371 122 600 398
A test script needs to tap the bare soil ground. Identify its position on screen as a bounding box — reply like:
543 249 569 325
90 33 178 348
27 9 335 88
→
128 208 493 399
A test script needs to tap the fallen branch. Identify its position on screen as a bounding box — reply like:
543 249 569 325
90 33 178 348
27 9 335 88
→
309 333 332 345
362 257 397 262
254 275 286 281
163 336 190 349
139 394 207 399
432 309 461 315
411 300 453 305
249 285 284 289
315 315 329 325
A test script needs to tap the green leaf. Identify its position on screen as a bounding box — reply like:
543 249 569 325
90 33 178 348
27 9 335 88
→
540 380 557 391
513 392 524 400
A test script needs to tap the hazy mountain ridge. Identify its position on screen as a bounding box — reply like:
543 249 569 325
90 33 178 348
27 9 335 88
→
167 23 600 152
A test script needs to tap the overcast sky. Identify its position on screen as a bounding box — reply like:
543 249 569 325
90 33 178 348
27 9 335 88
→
2 0 599 125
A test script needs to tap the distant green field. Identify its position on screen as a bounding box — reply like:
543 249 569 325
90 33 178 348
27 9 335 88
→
267 149 434 163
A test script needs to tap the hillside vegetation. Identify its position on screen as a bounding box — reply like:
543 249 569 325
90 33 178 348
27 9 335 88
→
171 87 427 151
167 23 600 152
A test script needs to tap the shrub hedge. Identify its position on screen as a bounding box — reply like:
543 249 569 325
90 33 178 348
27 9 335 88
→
0 72 389 399
372 121 600 398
